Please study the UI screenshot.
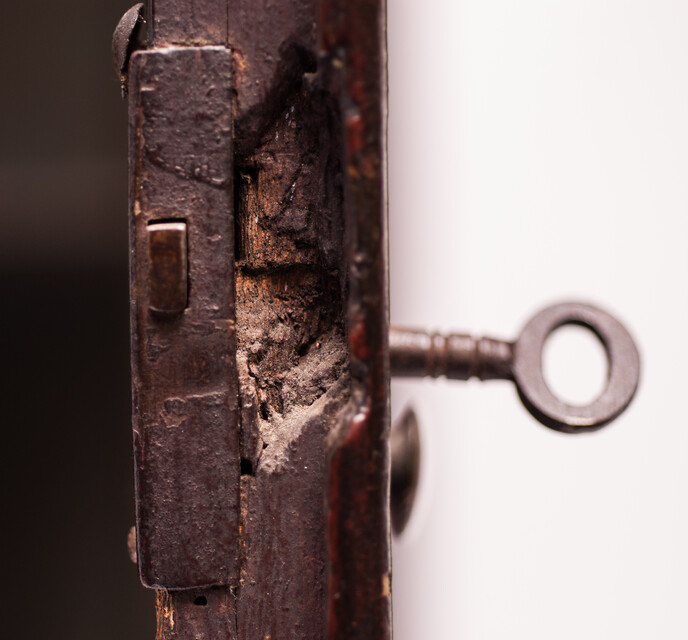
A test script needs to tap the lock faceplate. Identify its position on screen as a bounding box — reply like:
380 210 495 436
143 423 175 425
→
128 46 239 590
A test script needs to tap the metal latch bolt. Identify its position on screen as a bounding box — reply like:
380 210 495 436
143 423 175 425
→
147 221 188 314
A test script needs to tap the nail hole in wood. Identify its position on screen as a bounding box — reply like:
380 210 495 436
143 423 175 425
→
240 458 254 476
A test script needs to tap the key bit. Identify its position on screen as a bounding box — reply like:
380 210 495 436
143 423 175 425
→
390 302 640 434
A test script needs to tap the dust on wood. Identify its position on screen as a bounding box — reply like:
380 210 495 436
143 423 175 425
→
233 75 350 638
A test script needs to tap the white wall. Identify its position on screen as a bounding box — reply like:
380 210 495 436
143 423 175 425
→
388 1 688 638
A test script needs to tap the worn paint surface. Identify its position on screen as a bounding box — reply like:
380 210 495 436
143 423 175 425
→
320 1 392 638
148 0 229 46
155 589 237 640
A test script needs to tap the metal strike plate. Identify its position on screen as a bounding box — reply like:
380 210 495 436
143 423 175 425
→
128 46 238 590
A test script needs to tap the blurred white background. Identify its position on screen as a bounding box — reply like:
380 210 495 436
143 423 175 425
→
388 1 688 638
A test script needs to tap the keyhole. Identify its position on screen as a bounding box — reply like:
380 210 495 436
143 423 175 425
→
542 324 609 407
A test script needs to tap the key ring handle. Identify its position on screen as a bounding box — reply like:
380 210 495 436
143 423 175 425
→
512 302 640 433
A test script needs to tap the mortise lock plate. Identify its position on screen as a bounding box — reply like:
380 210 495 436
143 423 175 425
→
128 45 238 590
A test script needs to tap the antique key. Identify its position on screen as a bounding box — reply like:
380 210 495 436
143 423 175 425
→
388 302 640 534
390 302 640 434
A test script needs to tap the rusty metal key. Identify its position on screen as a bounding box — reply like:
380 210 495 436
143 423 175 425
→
390 302 640 433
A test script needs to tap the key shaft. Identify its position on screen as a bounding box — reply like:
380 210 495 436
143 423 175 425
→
389 328 513 381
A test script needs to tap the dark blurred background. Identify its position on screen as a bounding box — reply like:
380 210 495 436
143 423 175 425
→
0 1 153 636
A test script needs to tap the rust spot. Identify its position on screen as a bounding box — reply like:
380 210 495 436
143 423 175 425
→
347 113 364 157
232 49 248 86
349 313 370 361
